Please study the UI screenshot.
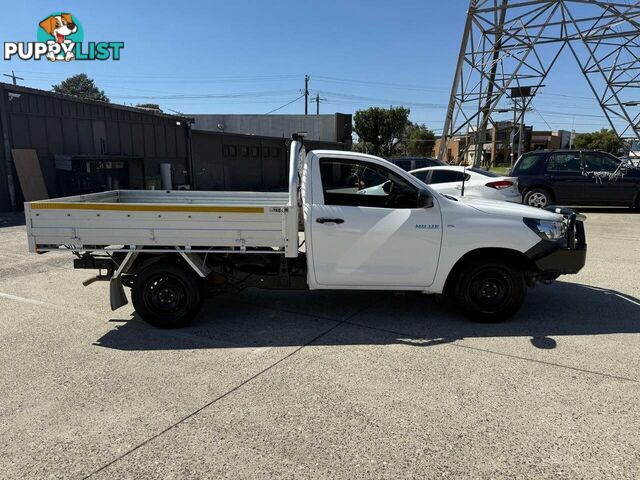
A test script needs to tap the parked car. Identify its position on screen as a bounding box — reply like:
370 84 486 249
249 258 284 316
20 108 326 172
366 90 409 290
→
358 166 520 202
410 166 521 202
387 156 446 171
512 150 640 208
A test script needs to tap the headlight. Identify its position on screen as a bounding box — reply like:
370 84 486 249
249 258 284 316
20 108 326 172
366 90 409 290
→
523 218 567 241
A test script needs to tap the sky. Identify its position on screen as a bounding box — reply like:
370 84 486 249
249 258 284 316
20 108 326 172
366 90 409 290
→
1 0 622 134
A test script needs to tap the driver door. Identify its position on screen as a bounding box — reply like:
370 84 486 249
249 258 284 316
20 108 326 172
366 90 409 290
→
308 155 442 287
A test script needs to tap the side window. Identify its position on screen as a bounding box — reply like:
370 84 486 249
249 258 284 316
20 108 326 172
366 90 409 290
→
547 153 582 172
583 153 620 172
319 158 420 209
513 152 544 175
429 170 467 184
412 171 430 183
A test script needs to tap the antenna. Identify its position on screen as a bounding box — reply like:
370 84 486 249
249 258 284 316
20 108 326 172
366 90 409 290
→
460 163 467 197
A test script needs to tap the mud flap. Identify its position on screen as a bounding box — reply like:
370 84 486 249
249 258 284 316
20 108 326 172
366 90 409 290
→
110 277 128 311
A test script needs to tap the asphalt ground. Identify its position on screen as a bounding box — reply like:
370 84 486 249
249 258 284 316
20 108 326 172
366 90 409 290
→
0 208 639 479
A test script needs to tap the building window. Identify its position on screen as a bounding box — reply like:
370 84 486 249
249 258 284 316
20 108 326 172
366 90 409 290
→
250 146 259 157
240 146 248 156
263 147 270 157
223 145 237 157
272 147 280 157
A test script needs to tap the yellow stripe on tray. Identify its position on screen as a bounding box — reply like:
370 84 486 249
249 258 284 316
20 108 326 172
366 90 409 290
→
29 202 265 214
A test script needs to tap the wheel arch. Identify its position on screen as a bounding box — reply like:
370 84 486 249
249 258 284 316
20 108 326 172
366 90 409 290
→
523 184 554 200
130 252 187 274
443 247 535 296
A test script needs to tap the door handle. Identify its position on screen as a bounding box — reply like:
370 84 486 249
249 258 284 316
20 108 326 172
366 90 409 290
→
316 217 344 224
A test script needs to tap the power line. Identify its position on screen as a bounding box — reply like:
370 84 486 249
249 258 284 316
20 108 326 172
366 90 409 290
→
265 94 305 115
532 107 553 130
323 91 447 108
314 75 450 92
109 89 299 100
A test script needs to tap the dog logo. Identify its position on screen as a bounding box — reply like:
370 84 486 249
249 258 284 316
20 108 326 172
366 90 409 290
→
38 13 78 61
3 12 124 62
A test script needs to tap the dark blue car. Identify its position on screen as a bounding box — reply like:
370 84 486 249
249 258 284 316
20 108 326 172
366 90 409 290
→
387 156 447 171
512 150 640 208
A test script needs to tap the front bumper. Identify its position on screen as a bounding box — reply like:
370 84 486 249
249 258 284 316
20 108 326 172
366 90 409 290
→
533 244 587 275
526 207 587 277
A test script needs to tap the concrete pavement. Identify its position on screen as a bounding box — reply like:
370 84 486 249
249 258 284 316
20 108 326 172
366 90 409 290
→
0 209 639 479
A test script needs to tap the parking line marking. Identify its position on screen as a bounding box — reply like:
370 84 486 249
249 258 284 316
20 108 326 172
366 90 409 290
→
0 291 103 318
0 291 47 306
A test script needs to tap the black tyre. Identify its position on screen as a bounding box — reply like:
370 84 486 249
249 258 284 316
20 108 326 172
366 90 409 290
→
131 261 203 328
523 188 552 208
453 258 526 323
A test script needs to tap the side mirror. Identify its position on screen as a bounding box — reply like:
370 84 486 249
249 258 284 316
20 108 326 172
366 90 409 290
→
417 190 434 208
382 180 392 194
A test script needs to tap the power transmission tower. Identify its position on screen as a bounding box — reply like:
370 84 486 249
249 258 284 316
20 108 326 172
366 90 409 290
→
439 0 640 165
3 70 24 85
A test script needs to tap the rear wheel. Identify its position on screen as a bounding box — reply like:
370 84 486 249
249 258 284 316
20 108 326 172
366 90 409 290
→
132 261 203 328
524 188 551 208
453 258 526 323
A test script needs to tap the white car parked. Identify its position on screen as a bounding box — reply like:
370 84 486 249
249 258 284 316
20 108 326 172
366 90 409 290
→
410 166 522 203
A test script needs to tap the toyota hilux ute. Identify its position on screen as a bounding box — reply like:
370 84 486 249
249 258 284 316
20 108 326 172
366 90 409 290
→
24 139 587 328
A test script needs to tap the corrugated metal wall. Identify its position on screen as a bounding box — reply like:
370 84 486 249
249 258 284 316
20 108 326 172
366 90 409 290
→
0 83 191 211
191 130 346 191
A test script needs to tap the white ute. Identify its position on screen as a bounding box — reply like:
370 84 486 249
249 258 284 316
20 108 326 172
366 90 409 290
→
25 139 587 328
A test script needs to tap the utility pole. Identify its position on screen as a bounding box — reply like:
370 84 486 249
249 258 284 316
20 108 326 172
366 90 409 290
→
3 70 24 85
569 117 575 149
490 124 497 168
313 92 326 115
304 75 309 115
517 102 525 158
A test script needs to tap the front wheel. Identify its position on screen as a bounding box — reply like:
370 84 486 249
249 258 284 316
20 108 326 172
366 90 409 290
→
453 258 526 323
132 261 203 328
523 188 551 208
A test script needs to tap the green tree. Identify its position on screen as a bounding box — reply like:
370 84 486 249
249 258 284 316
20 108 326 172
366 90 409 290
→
401 123 436 156
52 73 109 102
573 128 623 153
135 103 163 113
353 106 410 156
